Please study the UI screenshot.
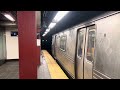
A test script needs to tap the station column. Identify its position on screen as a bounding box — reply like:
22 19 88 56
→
17 11 39 79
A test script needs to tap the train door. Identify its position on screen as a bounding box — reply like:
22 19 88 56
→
76 28 86 79
84 25 96 79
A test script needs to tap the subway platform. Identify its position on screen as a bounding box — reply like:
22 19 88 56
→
38 50 68 79
0 50 68 79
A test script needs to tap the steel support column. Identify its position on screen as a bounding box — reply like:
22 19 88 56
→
17 11 38 79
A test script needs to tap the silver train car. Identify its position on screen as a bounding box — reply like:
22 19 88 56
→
52 11 120 79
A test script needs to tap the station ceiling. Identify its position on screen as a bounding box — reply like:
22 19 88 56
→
0 11 108 39
0 11 17 22
41 11 108 39
0 11 17 26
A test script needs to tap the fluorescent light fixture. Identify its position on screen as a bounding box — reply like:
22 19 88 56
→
46 28 50 32
42 29 50 37
42 11 70 37
42 34 45 37
45 31 49 33
4 14 15 21
48 22 56 29
44 31 47 34
53 11 69 22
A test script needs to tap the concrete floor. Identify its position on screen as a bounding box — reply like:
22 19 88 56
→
0 61 19 79
38 50 68 79
0 58 50 79
37 55 51 79
0 51 68 79
0 58 51 79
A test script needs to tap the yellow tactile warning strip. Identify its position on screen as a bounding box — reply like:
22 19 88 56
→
42 50 68 79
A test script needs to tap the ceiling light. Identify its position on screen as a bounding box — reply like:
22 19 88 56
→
42 34 45 36
48 22 56 29
53 11 69 22
46 28 50 32
44 32 47 34
42 34 45 37
45 31 49 33
4 14 15 21
42 11 70 37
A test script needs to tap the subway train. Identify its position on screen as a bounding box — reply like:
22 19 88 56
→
52 11 120 79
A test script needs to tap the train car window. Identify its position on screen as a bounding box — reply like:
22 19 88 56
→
78 31 84 57
86 29 95 62
60 35 67 51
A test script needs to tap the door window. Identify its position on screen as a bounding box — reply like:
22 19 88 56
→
77 31 84 57
86 29 95 62
60 35 67 51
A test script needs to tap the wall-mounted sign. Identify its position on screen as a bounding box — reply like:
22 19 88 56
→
11 31 18 36
37 39 40 46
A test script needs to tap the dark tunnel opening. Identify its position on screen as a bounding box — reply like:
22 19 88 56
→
41 36 52 55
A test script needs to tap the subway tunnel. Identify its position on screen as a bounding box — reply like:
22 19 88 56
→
0 11 120 79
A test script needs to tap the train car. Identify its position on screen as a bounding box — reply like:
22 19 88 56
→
52 11 120 79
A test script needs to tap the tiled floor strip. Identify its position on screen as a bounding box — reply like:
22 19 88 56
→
42 50 68 79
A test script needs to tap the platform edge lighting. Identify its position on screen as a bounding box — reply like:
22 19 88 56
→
4 14 15 22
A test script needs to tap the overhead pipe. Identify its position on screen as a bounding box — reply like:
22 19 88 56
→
0 22 16 26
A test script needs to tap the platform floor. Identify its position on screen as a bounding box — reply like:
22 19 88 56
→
38 50 68 79
0 50 68 79
0 61 19 79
